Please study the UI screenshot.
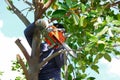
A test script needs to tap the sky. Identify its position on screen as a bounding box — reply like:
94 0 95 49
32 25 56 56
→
0 0 120 80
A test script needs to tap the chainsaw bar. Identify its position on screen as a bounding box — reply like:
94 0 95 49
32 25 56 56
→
62 43 77 58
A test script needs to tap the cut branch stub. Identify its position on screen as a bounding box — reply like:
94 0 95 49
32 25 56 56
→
15 39 30 65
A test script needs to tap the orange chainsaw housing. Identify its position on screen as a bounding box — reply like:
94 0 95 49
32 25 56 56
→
45 26 66 46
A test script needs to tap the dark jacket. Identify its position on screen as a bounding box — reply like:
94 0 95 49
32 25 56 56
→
24 23 64 80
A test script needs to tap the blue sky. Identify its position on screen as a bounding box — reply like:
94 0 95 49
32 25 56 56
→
0 0 120 80
0 1 25 37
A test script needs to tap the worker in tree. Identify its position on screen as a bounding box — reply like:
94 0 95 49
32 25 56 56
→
24 19 65 80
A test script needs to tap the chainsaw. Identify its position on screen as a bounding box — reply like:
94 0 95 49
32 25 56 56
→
35 19 77 58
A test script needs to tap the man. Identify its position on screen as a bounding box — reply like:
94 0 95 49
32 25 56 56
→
24 20 65 80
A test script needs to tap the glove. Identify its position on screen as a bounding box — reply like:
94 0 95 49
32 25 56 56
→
35 19 49 30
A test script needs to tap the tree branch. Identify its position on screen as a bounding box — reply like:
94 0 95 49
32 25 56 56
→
23 0 34 11
23 0 33 7
33 0 55 20
16 54 30 80
105 1 120 9
31 28 41 60
39 49 65 69
15 39 30 65
5 0 30 27
43 0 55 11
113 44 120 47
40 0 55 19
32 0 43 20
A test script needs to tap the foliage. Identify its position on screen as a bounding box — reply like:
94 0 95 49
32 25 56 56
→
48 0 120 79
0 71 3 76
7 0 120 80
11 59 27 80
0 71 3 79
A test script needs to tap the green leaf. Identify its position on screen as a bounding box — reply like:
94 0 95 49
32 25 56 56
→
106 16 113 23
68 74 72 80
118 4 120 9
94 54 103 63
51 9 66 18
117 14 120 21
51 3 58 10
86 32 98 42
15 76 21 80
10 0 13 4
75 77 82 80
68 64 74 73
89 36 98 42
96 26 109 37
0 71 3 76
113 49 120 55
66 0 72 8
81 0 88 4
97 40 105 51
72 13 79 25
81 74 87 79
81 66 86 73
104 53 111 62
112 20 120 26
47 11 52 16
108 28 114 37
85 43 95 51
79 16 85 27
81 3 86 13
91 65 99 74
87 77 96 80
57 2 69 10
71 2 79 9
112 27 120 32
75 74 87 80
6 6 12 11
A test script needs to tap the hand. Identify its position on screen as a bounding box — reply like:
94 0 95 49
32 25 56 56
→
35 19 49 30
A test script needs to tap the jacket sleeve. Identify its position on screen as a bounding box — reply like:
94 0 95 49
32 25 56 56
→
54 47 65 68
24 22 36 47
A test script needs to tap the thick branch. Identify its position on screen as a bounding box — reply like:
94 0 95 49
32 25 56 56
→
5 0 30 27
31 28 41 59
33 0 55 20
15 39 30 65
32 0 42 20
16 54 30 80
